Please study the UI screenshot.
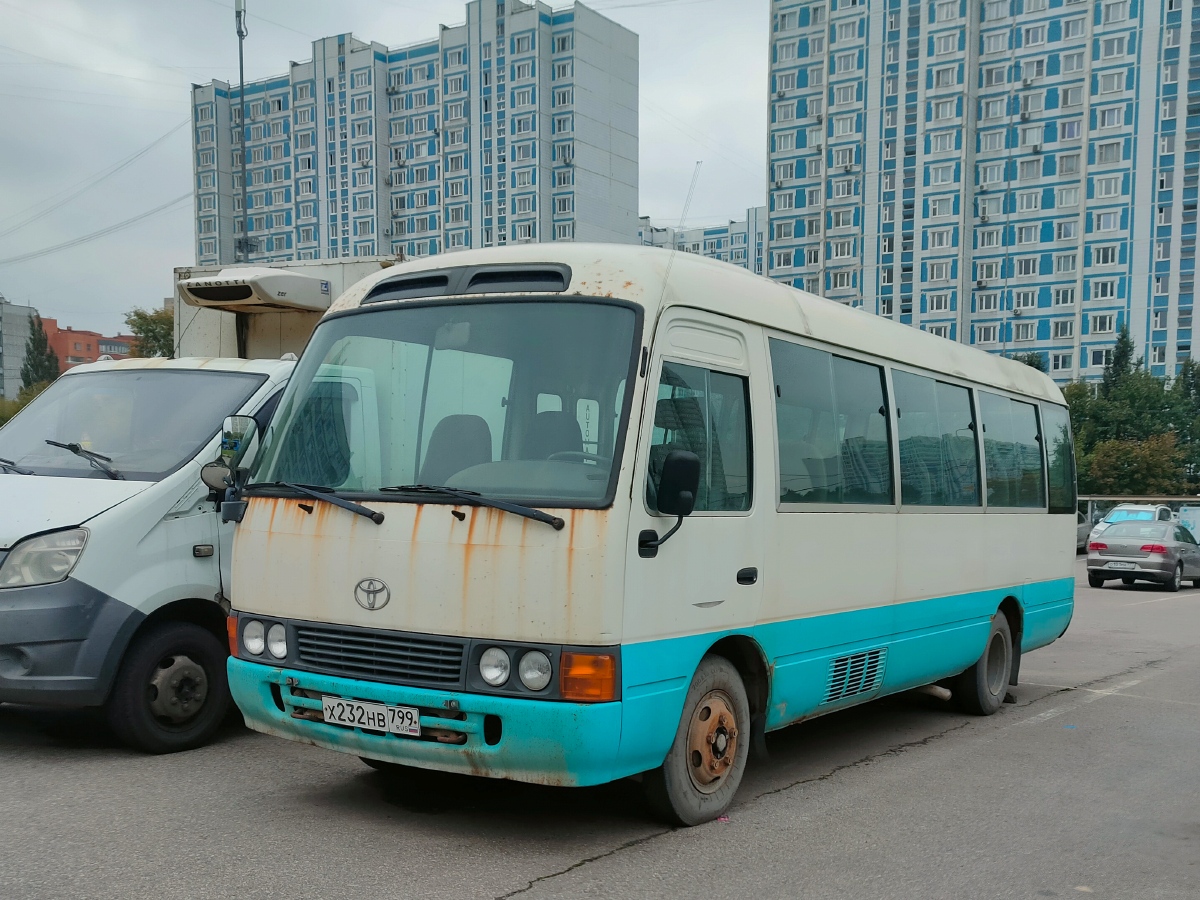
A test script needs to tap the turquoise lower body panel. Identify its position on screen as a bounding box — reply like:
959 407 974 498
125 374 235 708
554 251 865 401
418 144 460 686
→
227 658 624 787
616 577 1076 776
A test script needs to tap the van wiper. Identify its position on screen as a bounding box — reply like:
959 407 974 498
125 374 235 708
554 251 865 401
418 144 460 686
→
0 457 34 475
44 440 123 480
247 481 384 525
379 484 565 531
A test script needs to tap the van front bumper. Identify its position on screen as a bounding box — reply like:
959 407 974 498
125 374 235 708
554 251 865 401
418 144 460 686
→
228 657 627 787
0 578 143 707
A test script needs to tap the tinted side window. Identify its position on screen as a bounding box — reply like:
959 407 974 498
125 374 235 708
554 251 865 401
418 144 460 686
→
770 339 892 505
893 371 981 506
647 362 752 512
979 392 1045 508
1041 403 1076 514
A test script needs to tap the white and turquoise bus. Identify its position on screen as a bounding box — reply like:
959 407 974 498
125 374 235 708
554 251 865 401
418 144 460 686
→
215 245 1075 825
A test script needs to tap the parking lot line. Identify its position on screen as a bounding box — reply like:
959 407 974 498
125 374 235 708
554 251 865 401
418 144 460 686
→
1125 595 1190 606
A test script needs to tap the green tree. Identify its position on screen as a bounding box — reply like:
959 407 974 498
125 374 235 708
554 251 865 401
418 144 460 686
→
1085 433 1185 495
1100 324 1135 399
124 306 174 359
20 315 59 390
1009 351 1047 373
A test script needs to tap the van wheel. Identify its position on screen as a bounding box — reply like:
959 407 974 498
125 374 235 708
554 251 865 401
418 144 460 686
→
953 613 1012 716
1087 573 1105 588
105 622 230 754
643 656 750 826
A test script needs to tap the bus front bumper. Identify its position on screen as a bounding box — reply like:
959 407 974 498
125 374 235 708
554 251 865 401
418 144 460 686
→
228 658 626 787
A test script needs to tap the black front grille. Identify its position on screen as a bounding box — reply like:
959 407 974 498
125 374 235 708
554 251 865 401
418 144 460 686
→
294 624 466 686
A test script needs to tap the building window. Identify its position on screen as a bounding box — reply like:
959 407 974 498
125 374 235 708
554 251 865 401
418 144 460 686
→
1014 322 1036 342
976 324 999 344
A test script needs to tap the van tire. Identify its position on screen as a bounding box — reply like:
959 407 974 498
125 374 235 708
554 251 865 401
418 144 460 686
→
953 613 1012 716
105 622 230 754
643 655 750 827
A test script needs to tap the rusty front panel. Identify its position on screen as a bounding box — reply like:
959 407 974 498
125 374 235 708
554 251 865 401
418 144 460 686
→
231 498 626 645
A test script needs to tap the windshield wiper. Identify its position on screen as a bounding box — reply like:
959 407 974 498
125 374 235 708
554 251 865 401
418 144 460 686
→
44 440 123 480
247 481 384 525
379 484 565 531
0 457 34 475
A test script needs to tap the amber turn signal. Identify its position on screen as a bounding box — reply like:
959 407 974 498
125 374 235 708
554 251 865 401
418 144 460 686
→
226 615 239 657
559 652 616 702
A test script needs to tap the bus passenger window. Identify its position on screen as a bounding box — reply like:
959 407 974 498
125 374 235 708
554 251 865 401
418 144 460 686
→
646 362 751 512
979 392 1045 508
893 371 981 506
1041 403 1076 514
769 339 892 505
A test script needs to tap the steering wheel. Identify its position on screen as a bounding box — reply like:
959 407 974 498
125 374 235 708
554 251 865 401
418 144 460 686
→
546 450 613 465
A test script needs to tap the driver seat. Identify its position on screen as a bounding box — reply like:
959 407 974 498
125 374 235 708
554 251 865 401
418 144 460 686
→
525 411 583 459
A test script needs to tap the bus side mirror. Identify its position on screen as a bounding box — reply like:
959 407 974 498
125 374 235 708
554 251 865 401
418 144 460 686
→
640 450 701 559
201 460 231 492
220 415 258 470
657 450 700 517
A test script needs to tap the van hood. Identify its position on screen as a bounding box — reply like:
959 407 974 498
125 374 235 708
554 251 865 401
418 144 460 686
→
0 476 151 549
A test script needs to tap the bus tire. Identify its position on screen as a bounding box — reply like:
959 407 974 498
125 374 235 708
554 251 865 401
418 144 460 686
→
953 613 1012 716
643 655 750 827
105 622 230 754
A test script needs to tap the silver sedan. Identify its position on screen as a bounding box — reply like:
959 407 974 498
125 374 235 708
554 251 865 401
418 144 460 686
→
1087 522 1200 591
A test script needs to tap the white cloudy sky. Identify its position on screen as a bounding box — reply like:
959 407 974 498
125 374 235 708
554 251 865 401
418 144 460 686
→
0 0 768 337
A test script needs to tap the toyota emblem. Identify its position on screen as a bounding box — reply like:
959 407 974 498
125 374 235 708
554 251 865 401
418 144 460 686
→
354 578 390 610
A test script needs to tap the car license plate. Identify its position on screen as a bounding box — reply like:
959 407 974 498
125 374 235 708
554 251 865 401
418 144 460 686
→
321 696 421 737
1105 561 1135 569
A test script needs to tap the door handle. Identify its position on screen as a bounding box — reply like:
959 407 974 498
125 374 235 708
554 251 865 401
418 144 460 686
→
736 567 758 586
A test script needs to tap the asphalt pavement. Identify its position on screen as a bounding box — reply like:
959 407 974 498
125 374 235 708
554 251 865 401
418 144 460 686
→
1 557 1197 899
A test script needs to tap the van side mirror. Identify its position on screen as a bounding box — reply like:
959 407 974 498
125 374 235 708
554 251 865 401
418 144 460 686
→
201 460 231 492
640 450 701 558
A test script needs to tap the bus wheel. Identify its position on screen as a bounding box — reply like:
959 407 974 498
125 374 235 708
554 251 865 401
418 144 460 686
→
105 622 230 754
953 613 1012 716
644 655 750 826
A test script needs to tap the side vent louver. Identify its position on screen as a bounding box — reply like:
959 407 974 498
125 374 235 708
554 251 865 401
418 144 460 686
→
823 648 887 704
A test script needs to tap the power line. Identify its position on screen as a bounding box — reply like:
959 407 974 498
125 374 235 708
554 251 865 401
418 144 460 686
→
0 120 189 237
0 43 191 87
0 193 191 267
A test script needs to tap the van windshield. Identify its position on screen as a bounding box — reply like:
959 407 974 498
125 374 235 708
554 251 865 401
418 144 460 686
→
1104 509 1156 523
0 370 266 481
251 300 639 506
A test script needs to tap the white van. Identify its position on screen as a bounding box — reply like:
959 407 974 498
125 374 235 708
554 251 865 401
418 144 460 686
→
0 357 291 752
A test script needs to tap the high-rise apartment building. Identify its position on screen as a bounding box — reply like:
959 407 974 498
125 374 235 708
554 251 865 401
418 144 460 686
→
637 206 768 274
768 0 1198 382
191 0 638 266
0 294 36 400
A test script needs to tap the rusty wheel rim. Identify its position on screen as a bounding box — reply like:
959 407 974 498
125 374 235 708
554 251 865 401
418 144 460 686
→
685 689 739 794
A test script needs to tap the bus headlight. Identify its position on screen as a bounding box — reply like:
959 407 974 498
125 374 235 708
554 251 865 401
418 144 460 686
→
479 647 510 686
243 620 266 656
266 623 287 659
0 528 88 588
518 651 552 691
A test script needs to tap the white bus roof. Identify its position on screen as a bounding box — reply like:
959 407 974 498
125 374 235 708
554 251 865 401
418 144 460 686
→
327 243 1065 406
61 357 294 378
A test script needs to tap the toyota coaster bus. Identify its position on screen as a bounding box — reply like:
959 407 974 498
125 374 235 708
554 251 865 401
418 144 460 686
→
215 244 1076 825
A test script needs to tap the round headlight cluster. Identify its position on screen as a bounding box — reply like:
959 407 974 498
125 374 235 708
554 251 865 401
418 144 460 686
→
243 620 265 656
241 620 287 659
478 647 553 691
518 651 552 691
479 647 510 686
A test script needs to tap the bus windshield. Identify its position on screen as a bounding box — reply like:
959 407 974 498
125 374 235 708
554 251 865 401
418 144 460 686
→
0 369 266 481
251 300 639 506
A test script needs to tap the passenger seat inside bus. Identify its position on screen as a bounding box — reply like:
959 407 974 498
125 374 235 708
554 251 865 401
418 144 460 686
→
420 414 493 486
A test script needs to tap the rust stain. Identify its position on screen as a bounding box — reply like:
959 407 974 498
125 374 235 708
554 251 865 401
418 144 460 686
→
410 504 424 544
623 280 633 288
565 510 578 632
462 506 481 626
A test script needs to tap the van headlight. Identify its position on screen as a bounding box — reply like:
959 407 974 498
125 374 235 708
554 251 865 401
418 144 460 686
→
0 528 88 588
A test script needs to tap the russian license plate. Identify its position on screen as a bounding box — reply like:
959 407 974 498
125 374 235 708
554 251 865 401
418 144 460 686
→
321 696 421 737
1106 561 1136 569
